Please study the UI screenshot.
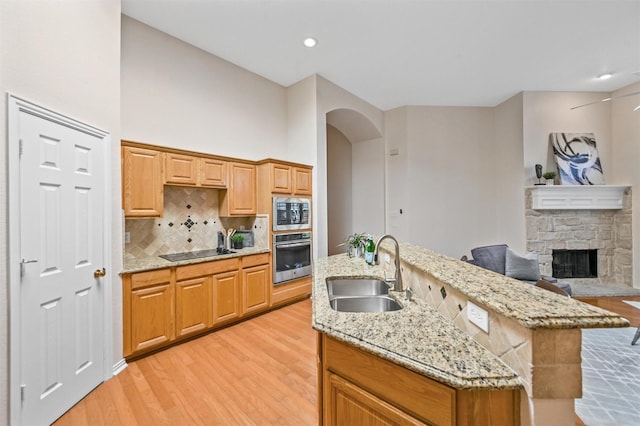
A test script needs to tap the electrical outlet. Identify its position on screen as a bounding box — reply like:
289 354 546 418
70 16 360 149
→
384 253 391 264
124 232 130 244
467 301 489 333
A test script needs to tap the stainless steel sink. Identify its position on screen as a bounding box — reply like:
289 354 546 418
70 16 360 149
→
326 278 390 297
326 277 402 313
329 296 402 313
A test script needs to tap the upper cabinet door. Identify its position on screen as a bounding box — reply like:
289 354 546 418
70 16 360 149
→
122 146 164 217
271 163 292 193
220 162 257 216
200 158 227 188
293 167 312 195
165 152 198 185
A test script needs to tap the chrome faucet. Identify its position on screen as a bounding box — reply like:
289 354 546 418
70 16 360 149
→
374 234 403 292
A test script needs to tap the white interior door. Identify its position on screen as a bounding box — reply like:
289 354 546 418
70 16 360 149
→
11 98 107 425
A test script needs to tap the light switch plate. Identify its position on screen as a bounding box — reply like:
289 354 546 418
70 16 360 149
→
468 301 489 333
384 253 391 264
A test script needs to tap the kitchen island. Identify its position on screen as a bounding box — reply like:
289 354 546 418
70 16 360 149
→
312 245 629 426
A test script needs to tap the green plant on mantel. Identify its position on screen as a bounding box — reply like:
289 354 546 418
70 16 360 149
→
542 171 556 180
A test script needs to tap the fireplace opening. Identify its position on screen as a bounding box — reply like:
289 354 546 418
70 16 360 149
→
552 249 598 279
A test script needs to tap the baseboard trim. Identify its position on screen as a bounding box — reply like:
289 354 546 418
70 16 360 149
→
112 358 128 376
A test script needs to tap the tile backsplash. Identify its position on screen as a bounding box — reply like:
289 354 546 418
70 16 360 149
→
125 186 269 260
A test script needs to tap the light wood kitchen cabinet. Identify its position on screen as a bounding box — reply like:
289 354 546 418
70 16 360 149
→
319 334 519 426
175 276 211 339
293 167 312 195
212 271 241 324
261 162 312 196
177 258 241 327
241 254 270 315
271 276 311 307
200 157 227 187
166 153 227 188
271 163 293 193
122 145 164 217
219 162 257 216
164 152 198 185
325 373 425 425
123 269 173 357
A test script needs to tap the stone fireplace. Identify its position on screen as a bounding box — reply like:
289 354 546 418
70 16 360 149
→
525 187 632 287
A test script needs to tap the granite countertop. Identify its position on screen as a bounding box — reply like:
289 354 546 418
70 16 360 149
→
312 254 523 390
395 242 629 329
122 247 271 274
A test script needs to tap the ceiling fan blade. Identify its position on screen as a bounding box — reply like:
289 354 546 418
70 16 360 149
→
571 90 640 110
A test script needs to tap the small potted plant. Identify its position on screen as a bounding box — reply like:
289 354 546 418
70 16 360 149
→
230 233 244 249
542 171 556 185
339 232 367 258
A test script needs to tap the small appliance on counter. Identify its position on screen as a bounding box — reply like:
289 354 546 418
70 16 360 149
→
234 230 254 247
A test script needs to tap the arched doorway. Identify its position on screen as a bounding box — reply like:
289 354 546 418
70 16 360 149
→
326 108 385 255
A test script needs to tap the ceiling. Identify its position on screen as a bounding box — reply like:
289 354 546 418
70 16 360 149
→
121 0 640 111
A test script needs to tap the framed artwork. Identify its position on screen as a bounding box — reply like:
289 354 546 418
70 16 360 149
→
550 132 605 185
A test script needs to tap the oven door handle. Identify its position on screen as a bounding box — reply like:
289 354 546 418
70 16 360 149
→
275 241 311 249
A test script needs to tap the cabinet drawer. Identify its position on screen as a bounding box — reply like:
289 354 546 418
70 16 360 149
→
130 268 172 290
242 253 270 268
176 258 240 281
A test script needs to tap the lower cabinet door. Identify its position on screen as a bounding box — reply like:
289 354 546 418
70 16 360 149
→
175 276 211 338
242 264 270 315
212 270 241 324
131 283 173 354
326 373 426 426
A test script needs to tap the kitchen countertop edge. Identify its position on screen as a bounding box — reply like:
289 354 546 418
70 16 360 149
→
121 247 271 274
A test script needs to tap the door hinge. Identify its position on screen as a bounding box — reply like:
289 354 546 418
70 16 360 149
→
19 139 23 158
20 384 25 405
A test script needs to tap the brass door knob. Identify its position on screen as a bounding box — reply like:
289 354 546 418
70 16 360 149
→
94 268 106 278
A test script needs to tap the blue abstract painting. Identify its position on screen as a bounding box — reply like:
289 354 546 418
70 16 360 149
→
550 132 605 185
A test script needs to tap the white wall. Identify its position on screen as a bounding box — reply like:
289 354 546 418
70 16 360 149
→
611 81 640 288
287 76 321 257
352 137 386 238
0 2 122 423
327 125 353 255
384 107 410 240
494 93 526 251
121 16 288 160
385 106 498 258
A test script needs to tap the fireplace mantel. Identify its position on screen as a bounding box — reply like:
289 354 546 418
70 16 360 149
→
528 185 630 210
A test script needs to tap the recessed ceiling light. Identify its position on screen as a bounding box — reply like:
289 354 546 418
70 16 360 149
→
303 37 318 48
598 73 613 80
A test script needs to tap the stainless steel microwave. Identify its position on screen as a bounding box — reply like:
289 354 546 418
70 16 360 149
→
272 197 311 231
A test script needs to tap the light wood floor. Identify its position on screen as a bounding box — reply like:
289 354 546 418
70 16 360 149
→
54 299 318 426
54 296 640 426
576 295 640 324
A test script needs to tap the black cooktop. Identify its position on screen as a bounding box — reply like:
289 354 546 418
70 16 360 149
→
159 248 236 262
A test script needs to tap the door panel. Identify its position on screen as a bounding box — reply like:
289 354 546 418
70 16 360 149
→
18 109 105 425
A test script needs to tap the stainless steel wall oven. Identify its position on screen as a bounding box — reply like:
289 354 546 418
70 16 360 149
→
273 232 312 285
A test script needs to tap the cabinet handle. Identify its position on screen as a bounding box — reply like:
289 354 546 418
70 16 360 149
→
94 268 106 278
